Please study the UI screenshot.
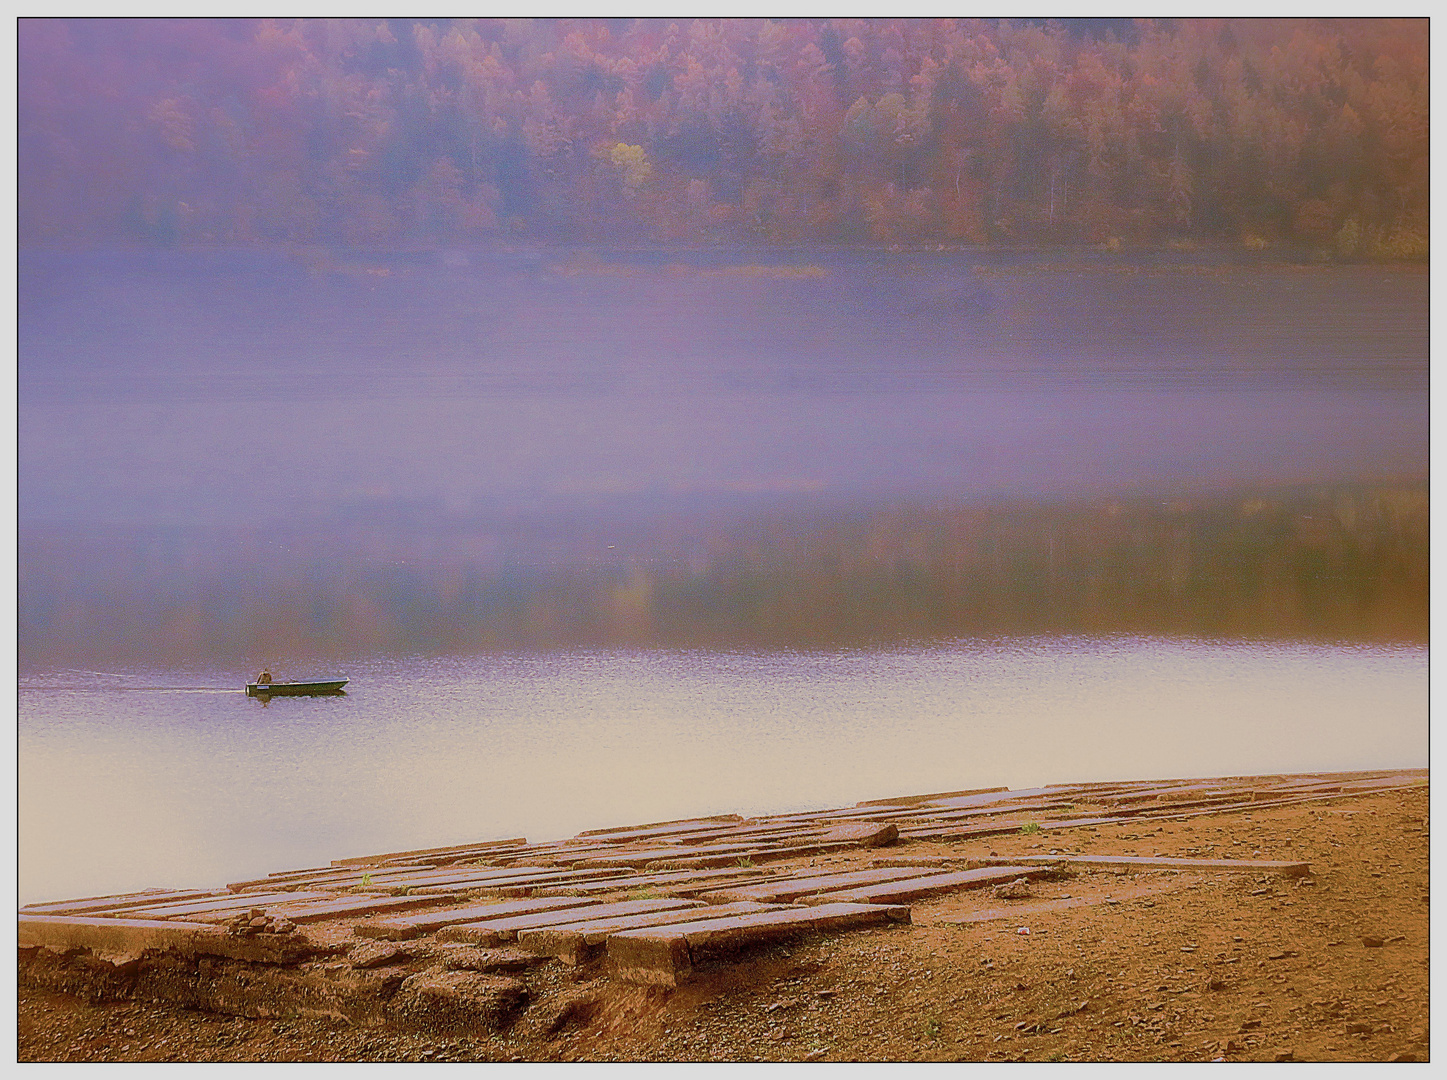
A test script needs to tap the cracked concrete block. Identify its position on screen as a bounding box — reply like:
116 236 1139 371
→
389 970 529 1033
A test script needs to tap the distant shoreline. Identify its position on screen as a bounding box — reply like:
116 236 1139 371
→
17 239 1430 268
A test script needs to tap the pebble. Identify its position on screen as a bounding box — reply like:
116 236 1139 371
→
993 879 1032 900
350 943 410 970
1361 936 1385 948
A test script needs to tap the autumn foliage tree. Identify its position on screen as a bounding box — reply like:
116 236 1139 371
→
18 17 1428 256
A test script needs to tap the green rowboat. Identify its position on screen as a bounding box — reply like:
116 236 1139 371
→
245 678 348 698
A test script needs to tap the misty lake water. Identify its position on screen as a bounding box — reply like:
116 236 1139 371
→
18 638 1426 906
19 250 1427 525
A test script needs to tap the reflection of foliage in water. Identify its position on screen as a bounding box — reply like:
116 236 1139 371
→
17 483 1428 666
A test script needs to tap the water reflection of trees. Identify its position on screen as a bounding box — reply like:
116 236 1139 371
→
18 484 1426 665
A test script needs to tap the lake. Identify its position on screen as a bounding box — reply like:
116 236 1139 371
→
19 249 1426 527
18 638 1426 906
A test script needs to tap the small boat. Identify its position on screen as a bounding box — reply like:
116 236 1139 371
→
246 678 348 698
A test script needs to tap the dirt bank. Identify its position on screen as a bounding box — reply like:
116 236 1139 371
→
19 779 1428 1063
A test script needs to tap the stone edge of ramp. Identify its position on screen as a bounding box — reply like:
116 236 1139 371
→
17 914 321 965
605 902 911 987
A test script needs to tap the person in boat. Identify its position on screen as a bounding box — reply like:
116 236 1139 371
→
258 668 272 685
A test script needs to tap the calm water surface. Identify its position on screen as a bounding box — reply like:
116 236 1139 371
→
19 637 1426 906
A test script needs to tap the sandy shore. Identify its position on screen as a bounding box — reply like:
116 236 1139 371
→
19 772 1428 1062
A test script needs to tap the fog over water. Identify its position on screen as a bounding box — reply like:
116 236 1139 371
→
20 250 1425 521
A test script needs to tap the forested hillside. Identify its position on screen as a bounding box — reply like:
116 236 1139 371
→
19 17 1428 255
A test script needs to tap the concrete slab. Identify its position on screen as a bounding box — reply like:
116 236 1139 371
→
404 845 532 868
1157 781 1238 799
972 854 1312 877
870 855 957 869
572 843 762 870
524 870 701 894
901 800 1060 825
404 868 624 897
801 865 1049 904
226 866 437 892
583 821 751 846
817 821 899 847
390 970 529 1032
487 845 621 867
855 786 1010 808
1096 784 1221 806
438 946 552 973
360 863 568 883
359 866 614 891
516 902 782 964
654 826 839 850
20 889 229 917
270 891 463 924
1251 786 1338 800
330 837 527 868
607 902 911 987
532 866 775 897
1338 774 1426 791
698 866 936 904
577 815 743 838
898 814 1131 842
123 890 334 920
804 805 936 824
646 840 857 871
435 898 702 946
349 940 414 969
19 914 226 963
354 896 603 941
18 914 320 965
921 787 1054 810
696 820 836 838
652 871 783 896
